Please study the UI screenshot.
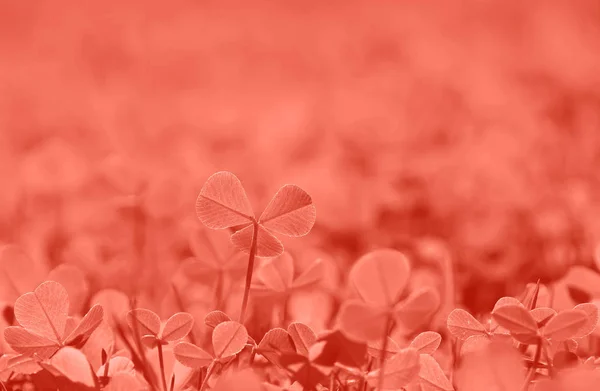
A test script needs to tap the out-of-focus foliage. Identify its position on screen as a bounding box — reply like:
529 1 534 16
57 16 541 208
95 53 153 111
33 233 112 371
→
2 0 600 312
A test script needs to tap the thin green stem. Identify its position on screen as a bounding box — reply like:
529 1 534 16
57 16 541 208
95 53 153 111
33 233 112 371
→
239 222 259 324
200 361 217 391
157 344 168 391
522 338 543 391
377 313 394 391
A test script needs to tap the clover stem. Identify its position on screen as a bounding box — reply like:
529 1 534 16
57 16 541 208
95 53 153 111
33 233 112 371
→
157 343 168 391
215 271 224 310
200 361 217 391
522 338 543 391
239 222 259 324
377 312 394 391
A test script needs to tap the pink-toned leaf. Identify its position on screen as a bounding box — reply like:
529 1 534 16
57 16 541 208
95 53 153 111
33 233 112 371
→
291 258 324 290
288 322 317 357
446 309 487 341
126 308 161 337
367 337 400 360
64 317 78 338
418 354 454 391
205 310 231 329
105 373 141 391
337 300 389 343
96 356 135 377
349 249 411 307
530 307 557 328
257 328 297 367
212 321 248 359
64 304 104 347
493 296 524 311
80 321 115 370
460 334 491 356
542 309 589 342
14 280 69 343
257 252 295 293
48 264 89 315
395 287 441 332
4 327 60 359
46 347 96 388
230 223 284 258
195 171 255 229
173 341 213 368
491 304 538 341
141 335 159 349
0 354 42 380
258 185 316 237
212 368 263 391
455 341 525 391
571 303 599 339
366 348 420 389
409 331 442 355
161 312 194 342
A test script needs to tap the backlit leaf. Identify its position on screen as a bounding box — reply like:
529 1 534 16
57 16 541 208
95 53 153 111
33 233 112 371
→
212 368 263 391
460 334 491 356
230 223 284 258
349 249 411 307
542 309 589 342
418 354 454 391
409 331 442 355
312 330 368 369
455 341 525 391
4 326 60 359
47 347 96 388
126 308 161 337
258 185 316 237
366 348 420 389
257 252 295 293
446 309 487 341
212 321 248 359
64 304 104 347
291 258 325 290
491 304 538 341
571 303 599 338
173 341 213 369
105 373 141 391
195 171 255 229
14 280 69 343
395 287 441 332
257 328 296 367
493 297 524 311
367 337 400 360
96 356 135 377
204 310 231 329
161 312 194 342
288 322 316 357
337 300 389 343
530 307 557 328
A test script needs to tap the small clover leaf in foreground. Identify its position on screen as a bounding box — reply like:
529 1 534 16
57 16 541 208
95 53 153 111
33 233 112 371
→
127 308 194 391
174 320 249 390
4 281 104 360
195 171 316 324
337 249 440 391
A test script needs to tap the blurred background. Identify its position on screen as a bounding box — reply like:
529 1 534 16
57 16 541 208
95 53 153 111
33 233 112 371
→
1 0 600 313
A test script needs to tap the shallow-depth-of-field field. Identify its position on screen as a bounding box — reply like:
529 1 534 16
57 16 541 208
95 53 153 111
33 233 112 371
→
2 1 600 390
